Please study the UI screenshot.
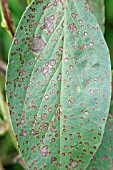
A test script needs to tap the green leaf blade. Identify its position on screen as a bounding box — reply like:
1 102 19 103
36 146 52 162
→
6 0 111 169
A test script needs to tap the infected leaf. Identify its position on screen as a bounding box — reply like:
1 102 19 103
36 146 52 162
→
6 0 111 169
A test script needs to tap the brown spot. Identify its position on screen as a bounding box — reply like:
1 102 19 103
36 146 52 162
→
57 73 62 81
70 160 79 168
31 35 46 52
42 67 49 76
49 59 56 66
41 113 47 120
40 145 48 157
39 123 49 131
44 94 49 100
20 119 26 125
51 126 56 132
30 129 38 135
84 142 89 146
44 15 55 34
19 70 27 76
51 157 57 164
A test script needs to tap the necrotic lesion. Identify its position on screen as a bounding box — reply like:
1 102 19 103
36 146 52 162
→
44 15 55 34
31 35 46 53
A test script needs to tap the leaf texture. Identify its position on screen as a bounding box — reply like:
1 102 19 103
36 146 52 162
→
6 0 111 169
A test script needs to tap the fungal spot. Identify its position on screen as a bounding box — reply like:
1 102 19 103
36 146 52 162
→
41 113 47 120
89 42 94 47
22 131 27 137
71 23 77 33
49 59 56 66
51 126 56 132
39 123 49 131
70 160 79 168
20 119 26 125
48 108 52 112
51 157 57 164
44 94 49 100
42 67 49 76
44 15 55 34
90 89 94 94
97 89 100 93
83 149 86 153
71 13 77 18
90 151 93 155
93 146 96 149
69 65 73 70
84 32 88 36
31 35 46 52
71 146 74 150
19 70 27 76
82 110 89 115
84 142 89 146
30 129 39 136
98 132 101 136
40 145 48 157
57 73 62 81
68 100 73 104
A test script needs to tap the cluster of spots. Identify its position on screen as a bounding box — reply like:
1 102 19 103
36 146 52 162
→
44 15 55 34
41 113 47 120
53 0 64 6
68 23 77 34
41 59 57 76
39 123 49 131
6 0 111 170
18 70 27 76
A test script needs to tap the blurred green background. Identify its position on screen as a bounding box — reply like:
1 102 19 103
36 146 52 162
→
0 0 113 170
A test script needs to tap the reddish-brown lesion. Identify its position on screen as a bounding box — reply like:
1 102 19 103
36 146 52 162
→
1 0 15 37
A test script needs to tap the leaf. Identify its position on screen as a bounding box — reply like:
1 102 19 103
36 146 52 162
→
87 112 113 170
86 0 105 33
6 0 111 169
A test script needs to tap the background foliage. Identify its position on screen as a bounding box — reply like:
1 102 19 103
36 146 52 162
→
0 0 113 169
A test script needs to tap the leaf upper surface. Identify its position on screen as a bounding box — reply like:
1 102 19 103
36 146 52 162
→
6 0 111 169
